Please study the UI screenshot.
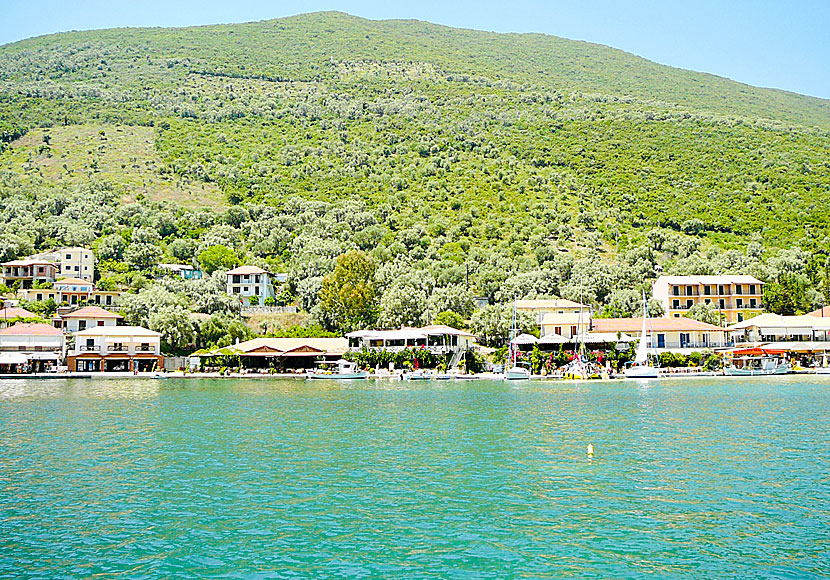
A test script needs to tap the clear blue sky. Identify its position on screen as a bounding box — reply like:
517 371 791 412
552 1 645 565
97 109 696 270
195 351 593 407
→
2 0 829 99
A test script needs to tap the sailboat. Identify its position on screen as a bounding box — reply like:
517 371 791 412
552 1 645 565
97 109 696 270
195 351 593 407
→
624 292 660 379
504 301 531 380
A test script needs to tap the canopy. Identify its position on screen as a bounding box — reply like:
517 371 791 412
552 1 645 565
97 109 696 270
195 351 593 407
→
511 333 538 345
537 332 568 344
27 353 60 361
0 353 28 365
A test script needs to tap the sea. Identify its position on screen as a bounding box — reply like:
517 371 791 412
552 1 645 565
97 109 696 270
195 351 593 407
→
1 377 828 578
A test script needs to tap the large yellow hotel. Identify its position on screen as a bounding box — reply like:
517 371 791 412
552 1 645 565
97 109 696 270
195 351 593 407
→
652 275 764 325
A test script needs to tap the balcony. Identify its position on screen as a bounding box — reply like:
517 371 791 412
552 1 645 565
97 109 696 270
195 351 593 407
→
107 345 128 352
80 345 100 352
135 345 156 352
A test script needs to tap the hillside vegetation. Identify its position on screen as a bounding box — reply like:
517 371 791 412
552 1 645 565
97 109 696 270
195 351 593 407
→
0 12 829 341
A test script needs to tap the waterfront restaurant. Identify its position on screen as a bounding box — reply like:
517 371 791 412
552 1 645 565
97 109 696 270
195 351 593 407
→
68 326 163 372
590 317 729 354
0 322 65 373
346 325 475 354
195 337 348 371
727 313 830 349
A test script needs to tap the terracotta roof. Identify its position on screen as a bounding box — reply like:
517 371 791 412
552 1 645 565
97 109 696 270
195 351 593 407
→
229 337 348 356
2 259 57 267
54 277 93 286
809 306 830 318
0 322 63 336
0 307 37 319
60 305 122 319
592 318 725 333
226 265 267 275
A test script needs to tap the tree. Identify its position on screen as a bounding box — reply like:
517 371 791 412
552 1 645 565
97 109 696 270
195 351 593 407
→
124 242 161 271
378 270 434 328
198 245 240 275
470 304 536 347
434 310 466 329
318 250 378 333
763 273 812 315
684 302 723 326
149 305 195 354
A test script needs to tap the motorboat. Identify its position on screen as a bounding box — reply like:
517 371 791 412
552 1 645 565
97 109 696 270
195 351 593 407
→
724 356 789 376
306 359 368 379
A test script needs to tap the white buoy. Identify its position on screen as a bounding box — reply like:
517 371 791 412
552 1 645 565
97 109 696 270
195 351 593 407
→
587 443 594 456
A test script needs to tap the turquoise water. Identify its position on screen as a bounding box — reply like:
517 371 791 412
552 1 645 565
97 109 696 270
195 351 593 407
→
0 377 828 579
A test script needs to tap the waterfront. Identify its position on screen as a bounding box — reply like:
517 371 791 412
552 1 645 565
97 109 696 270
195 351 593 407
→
1 377 828 578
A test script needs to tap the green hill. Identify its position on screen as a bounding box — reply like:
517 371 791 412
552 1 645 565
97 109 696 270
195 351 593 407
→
0 12 829 320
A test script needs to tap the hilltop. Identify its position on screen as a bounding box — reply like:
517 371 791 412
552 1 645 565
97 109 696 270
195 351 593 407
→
0 12 829 326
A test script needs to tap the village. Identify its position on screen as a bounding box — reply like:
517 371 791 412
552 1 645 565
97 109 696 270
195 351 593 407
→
2 246 830 378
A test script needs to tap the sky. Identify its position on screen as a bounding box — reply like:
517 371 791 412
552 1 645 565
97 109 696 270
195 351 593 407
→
2 0 828 99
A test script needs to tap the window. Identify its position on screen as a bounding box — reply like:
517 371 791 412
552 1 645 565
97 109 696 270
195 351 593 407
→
66 254 71 260
233 275 241 284
555 326 562 335
749 284 756 294
718 285 725 295
673 300 680 309
686 300 693 308
736 299 743 308
704 298 711 305
657 334 666 348
74 266 79 271
244 287 249 293
686 285 693 296
738 314 744 322
37 293 42 301
719 299 725 309
672 286 679 296
79 321 86 331
704 285 711 296
570 326 577 336
97 321 104 327
254 287 260 295
680 333 690 347
750 299 757 308
736 285 743 295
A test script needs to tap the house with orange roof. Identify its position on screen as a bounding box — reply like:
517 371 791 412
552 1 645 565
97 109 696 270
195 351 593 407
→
55 305 123 333
225 265 277 306
0 258 58 288
0 306 38 329
0 322 65 372
591 317 729 353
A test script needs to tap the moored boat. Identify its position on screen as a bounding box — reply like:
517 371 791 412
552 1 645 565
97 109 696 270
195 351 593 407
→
724 355 789 376
624 292 660 379
306 359 368 379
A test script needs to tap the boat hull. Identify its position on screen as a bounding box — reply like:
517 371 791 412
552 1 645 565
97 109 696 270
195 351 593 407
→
307 372 368 380
504 367 531 380
724 366 788 377
624 366 660 379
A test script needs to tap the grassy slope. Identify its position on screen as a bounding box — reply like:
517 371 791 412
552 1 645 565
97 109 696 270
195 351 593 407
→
0 12 828 254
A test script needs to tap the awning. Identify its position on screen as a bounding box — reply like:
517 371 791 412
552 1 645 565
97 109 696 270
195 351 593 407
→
511 333 538 345
0 353 28 365
27 353 60 361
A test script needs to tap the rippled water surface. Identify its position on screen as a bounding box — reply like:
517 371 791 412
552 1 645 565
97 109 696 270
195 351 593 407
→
1 377 828 578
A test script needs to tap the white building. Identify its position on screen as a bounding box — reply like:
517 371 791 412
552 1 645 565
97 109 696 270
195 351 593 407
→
55 305 123 333
55 247 95 282
0 322 65 372
514 299 591 340
225 266 276 307
347 325 475 356
68 326 163 372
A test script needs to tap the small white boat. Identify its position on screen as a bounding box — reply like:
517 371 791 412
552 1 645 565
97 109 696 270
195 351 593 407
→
504 362 532 380
816 367 830 375
307 359 368 380
624 292 660 379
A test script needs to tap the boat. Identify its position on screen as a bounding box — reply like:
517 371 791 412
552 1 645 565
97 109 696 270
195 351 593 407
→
816 367 830 375
724 355 789 376
504 302 532 380
306 359 368 379
624 292 660 379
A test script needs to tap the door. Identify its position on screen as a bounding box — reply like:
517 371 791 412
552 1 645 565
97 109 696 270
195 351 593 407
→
656 334 666 348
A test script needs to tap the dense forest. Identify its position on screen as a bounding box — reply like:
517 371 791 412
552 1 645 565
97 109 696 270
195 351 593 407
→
0 12 829 350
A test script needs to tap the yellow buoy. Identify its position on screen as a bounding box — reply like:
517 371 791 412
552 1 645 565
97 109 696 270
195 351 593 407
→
587 443 594 456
